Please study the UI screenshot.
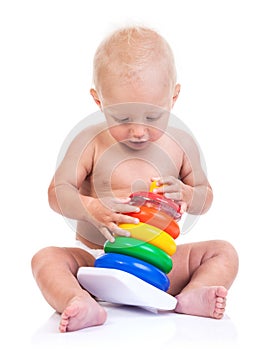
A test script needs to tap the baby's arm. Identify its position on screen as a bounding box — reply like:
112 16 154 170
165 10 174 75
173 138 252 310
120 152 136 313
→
153 130 213 215
48 127 139 242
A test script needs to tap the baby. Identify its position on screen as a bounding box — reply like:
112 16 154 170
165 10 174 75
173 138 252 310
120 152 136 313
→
31 26 239 333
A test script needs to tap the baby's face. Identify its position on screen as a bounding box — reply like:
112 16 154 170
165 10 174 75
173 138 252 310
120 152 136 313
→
104 103 170 150
95 67 177 150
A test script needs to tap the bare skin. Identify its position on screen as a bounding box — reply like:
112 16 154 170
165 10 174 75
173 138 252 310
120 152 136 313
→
59 295 106 333
32 246 107 332
31 27 239 332
32 239 238 332
168 240 238 319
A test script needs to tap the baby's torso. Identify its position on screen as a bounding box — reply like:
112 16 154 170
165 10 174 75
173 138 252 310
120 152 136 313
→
77 126 185 247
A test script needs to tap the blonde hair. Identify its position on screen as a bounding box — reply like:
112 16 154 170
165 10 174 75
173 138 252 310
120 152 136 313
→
93 26 177 91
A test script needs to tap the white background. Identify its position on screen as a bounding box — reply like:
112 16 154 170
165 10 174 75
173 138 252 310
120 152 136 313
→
1 0 262 347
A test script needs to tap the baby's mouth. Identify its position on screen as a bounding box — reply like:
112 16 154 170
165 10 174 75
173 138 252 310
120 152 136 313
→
126 139 150 149
130 139 148 143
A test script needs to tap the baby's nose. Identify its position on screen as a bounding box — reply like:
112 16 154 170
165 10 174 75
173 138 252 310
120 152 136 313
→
131 124 147 138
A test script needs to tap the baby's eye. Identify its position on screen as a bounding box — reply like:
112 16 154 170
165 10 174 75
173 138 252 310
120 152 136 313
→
118 118 130 123
112 116 130 123
146 114 161 121
120 117 130 122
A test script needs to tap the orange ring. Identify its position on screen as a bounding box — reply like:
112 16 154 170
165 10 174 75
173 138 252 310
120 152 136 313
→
127 205 180 239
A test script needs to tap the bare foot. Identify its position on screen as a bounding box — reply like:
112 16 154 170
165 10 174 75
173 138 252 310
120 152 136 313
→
175 286 227 319
59 295 107 332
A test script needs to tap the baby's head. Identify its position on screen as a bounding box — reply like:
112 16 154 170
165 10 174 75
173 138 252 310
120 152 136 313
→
91 26 180 110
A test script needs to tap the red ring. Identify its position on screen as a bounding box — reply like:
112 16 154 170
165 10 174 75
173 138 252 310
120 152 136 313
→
130 191 182 221
128 205 180 239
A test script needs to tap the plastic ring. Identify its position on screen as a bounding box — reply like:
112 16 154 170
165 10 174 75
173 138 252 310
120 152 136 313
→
104 236 173 273
148 232 177 256
94 252 170 291
127 205 180 239
119 223 177 256
130 191 182 221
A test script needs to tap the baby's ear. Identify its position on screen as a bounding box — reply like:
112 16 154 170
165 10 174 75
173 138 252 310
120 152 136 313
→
172 84 181 107
90 89 102 109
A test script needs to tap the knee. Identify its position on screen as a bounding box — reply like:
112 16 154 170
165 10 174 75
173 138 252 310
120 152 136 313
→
31 246 60 276
211 240 239 271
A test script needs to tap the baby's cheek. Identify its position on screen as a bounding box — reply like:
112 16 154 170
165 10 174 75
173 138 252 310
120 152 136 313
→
150 129 164 141
109 126 127 142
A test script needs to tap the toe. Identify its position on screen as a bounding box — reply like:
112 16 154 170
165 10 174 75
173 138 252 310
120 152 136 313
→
216 286 228 298
216 301 226 309
214 312 224 319
213 308 225 319
59 323 67 333
216 297 225 303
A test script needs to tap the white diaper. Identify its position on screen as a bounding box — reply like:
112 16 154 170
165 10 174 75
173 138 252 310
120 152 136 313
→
75 240 104 259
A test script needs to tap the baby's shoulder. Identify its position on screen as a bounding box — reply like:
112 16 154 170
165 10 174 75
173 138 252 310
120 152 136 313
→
76 121 107 137
62 122 109 158
71 122 108 145
166 125 196 146
165 125 202 160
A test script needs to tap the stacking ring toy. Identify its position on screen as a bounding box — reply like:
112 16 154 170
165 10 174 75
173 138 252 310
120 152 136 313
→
104 236 173 273
128 205 180 239
94 252 170 291
148 232 177 256
119 223 177 256
130 191 181 220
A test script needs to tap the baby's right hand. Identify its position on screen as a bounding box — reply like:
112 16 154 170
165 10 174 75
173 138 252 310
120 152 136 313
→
83 197 140 242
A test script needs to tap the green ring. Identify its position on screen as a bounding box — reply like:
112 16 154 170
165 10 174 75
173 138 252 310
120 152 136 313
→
104 236 173 274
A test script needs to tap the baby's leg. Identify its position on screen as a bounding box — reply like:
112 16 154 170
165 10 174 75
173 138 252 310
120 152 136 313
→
168 240 238 319
31 246 107 332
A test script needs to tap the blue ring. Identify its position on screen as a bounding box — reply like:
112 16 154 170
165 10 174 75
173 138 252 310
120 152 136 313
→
94 253 170 291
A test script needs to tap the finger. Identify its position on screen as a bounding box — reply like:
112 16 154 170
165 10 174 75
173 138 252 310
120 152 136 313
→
179 201 187 213
161 183 181 194
100 227 115 243
108 223 131 237
118 205 140 213
99 197 131 211
115 213 140 225
151 177 180 194
112 203 140 214
164 192 183 201
154 176 174 186
113 197 132 204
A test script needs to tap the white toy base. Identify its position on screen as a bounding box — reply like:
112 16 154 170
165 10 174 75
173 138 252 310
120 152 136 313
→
77 267 177 311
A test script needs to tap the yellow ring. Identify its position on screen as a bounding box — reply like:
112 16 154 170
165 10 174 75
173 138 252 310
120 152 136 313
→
119 223 176 256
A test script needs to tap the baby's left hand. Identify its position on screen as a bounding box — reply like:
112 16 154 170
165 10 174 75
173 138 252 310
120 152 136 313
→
151 176 189 214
